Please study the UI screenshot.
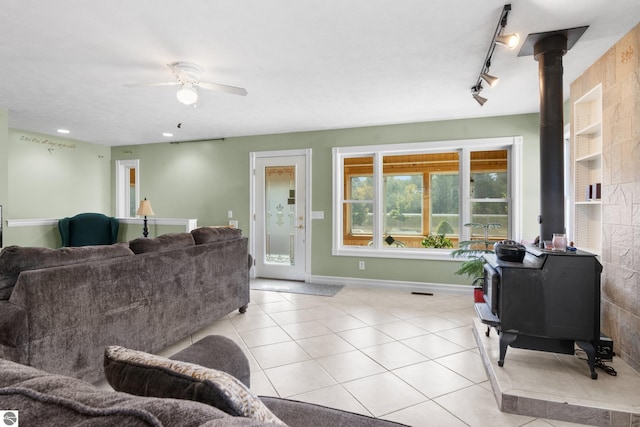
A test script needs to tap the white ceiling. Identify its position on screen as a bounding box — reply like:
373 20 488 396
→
2 0 639 146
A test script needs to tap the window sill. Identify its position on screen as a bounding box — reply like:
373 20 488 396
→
333 247 457 261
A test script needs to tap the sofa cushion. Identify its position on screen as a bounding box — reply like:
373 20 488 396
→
190 227 242 244
104 346 287 426
0 243 134 300
0 358 267 427
129 233 196 254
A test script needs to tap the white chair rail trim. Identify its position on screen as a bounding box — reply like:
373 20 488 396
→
7 218 198 232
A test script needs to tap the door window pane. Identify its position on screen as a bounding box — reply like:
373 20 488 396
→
265 166 296 265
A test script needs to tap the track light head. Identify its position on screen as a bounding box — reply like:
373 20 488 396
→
481 72 499 87
472 91 488 106
496 33 520 49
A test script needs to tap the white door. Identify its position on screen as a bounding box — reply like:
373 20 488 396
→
253 153 308 280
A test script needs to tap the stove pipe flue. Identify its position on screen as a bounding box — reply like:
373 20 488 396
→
519 26 588 245
535 34 567 243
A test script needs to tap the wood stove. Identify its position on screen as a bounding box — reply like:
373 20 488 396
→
475 246 602 379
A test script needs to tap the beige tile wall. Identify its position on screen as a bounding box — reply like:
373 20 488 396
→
570 22 640 373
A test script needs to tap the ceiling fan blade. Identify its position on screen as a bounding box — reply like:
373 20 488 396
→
124 81 179 88
198 82 247 96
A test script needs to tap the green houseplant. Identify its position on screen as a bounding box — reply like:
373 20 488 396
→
451 223 502 283
421 233 453 249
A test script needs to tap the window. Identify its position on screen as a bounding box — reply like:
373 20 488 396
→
384 173 423 236
430 172 459 235
332 137 521 259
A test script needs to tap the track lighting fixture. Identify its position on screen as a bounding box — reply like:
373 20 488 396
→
470 4 519 106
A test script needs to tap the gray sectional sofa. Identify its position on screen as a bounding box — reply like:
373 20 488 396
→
0 227 251 383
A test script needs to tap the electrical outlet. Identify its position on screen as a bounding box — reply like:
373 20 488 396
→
228 210 233 218
358 261 365 270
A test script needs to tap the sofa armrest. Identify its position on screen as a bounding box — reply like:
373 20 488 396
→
0 301 27 347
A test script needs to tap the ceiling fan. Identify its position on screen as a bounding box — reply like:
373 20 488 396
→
126 62 247 105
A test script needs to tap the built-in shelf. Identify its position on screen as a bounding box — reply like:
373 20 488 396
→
574 121 601 136
572 84 602 256
576 152 601 163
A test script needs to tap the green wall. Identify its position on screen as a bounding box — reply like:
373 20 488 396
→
4 129 112 247
1 113 541 286
111 113 541 286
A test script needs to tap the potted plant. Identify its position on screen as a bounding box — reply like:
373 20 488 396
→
451 222 502 287
421 233 453 249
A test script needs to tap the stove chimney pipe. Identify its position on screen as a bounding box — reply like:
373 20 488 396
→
519 26 588 245
534 34 567 244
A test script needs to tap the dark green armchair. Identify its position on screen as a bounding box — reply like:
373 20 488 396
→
58 213 119 247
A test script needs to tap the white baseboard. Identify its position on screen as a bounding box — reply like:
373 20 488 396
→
308 274 473 295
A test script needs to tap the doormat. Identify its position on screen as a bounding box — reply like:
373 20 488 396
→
250 279 343 297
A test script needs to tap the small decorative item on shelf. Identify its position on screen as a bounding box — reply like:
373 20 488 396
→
586 183 602 201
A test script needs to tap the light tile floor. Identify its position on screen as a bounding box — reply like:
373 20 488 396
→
121 280 639 426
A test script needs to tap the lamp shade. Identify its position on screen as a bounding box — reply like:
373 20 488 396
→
136 199 155 216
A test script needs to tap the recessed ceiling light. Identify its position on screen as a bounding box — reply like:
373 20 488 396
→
162 132 173 137
57 129 70 134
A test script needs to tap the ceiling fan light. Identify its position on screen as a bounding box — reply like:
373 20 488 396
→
495 33 520 49
481 72 499 87
176 85 198 105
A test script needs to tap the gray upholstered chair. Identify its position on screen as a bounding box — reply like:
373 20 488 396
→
58 212 119 247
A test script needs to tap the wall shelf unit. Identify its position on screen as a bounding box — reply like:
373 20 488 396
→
572 84 602 255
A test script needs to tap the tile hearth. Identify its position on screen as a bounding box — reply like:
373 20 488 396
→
473 318 640 426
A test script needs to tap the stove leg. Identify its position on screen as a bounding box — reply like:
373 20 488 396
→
576 340 598 379
498 332 518 367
